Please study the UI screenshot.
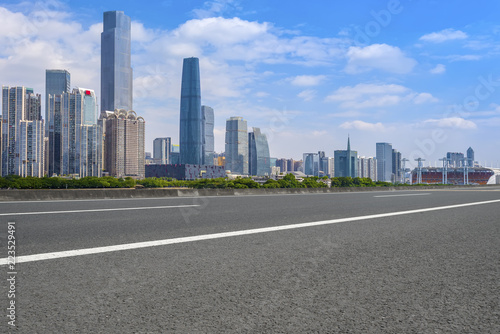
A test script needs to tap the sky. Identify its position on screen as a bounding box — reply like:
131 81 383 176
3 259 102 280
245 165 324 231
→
1 0 500 167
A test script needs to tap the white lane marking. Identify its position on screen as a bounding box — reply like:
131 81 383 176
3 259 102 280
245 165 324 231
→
0 205 200 216
1 198 500 265
374 193 431 198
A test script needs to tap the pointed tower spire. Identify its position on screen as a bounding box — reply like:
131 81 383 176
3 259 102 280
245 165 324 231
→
347 134 351 152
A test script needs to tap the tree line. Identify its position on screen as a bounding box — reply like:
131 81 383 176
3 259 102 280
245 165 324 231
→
0 174 405 190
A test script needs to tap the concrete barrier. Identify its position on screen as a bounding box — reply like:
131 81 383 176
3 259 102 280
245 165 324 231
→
0 184 487 202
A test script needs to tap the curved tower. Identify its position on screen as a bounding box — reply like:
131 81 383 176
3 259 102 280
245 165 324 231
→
180 57 203 165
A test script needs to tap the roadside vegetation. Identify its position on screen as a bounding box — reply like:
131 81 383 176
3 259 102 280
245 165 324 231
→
0 174 438 190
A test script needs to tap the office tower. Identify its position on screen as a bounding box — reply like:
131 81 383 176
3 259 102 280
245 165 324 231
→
334 137 358 177
446 152 464 168
303 153 320 176
45 69 70 133
179 57 203 165
49 88 100 177
225 116 248 174
276 158 288 173
248 127 271 176
102 109 145 178
392 149 402 183
376 142 393 182
287 159 295 172
101 11 133 112
318 151 329 176
202 105 214 165
2 86 44 177
467 147 474 167
153 137 171 164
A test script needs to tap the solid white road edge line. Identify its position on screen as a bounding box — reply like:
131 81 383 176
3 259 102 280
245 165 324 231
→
1 198 499 265
0 204 200 216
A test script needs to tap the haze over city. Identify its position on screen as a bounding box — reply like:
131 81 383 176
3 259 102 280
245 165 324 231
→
1 0 500 167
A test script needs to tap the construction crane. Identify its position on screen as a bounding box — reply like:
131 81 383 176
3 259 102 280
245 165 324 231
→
414 158 425 184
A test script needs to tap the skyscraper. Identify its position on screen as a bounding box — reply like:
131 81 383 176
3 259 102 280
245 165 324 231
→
153 137 171 164
49 88 100 177
2 86 44 177
392 149 402 183
248 127 271 176
180 57 203 165
334 137 358 177
303 152 320 176
467 147 474 167
202 105 214 165
101 11 133 112
225 116 248 174
45 69 70 133
376 142 393 182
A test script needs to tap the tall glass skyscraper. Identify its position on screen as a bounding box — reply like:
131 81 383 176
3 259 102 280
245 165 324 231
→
202 105 214 165
45 69 70 133
334 137 358 178
49 88 100 177
225 117 248 174
376 142 393 182
179 57 203 165
248 127 271 176
101 11 133 112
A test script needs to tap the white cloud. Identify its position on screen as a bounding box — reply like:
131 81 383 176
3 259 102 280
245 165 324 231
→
420 28 468 43
345 44 417 74
326 83 438 109
430 64 446 74
290 75 326 86
446 54 482 62
297 89 316 101
413 93 439 104
421 117 477 129
340 120 386 132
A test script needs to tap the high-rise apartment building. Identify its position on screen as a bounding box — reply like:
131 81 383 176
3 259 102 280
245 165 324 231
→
102 109 145 178
153 137 171 164
101 11 133 112
358 156 377 181
1 86 44 177
334 137 358 178
48 88 100 177
202 105 214 165
225 117 248 174
45 69 70 133
180 57 203 165
248 127 271 176
376 142 393 182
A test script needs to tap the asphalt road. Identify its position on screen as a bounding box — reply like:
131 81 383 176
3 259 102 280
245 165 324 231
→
1 188 500 333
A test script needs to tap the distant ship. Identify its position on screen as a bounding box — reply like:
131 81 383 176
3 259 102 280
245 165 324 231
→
411 167 494 185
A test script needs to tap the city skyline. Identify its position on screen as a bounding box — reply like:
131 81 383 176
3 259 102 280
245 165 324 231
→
1 1 500 166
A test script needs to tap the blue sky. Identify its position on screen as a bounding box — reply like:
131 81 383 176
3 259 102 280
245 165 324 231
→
1 0 500 167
